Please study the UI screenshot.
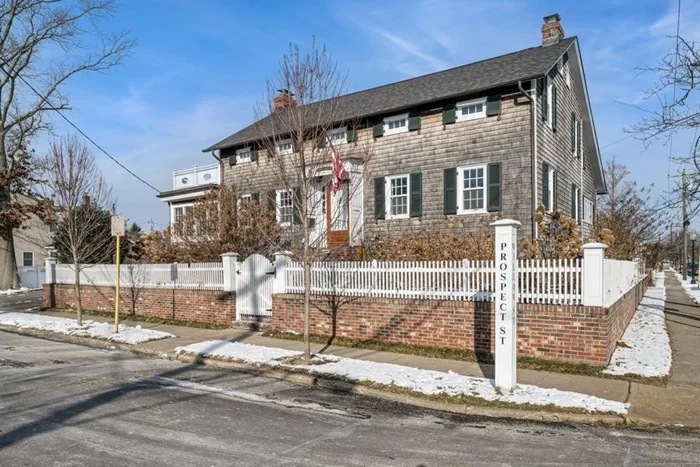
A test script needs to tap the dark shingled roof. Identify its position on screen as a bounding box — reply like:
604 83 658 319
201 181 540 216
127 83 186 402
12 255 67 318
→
204 37 576 152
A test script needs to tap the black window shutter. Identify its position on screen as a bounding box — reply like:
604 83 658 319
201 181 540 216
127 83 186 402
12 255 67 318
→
542 78 548 123
542 162 549 209
229 154 237 166
578 120 583 158
346 129 357 143
251 192 260 204
570 113 576 153
408 113 421 131
486 95 501 117
571 184 576 219
250 150 258 162
552 170 559 210
487 162 502 212
317 134 326 149
374 177 385 220
552 85 558 131
409 172 422 217
443 168 457 215
442 104 456 125
267 191 276 213
293 187 302 225
373 122 384 138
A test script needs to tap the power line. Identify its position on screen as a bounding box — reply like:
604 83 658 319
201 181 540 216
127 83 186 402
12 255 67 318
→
668 0 682 190
0 62 160 193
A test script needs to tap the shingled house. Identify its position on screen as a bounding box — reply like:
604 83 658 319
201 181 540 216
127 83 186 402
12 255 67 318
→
203 14 605 248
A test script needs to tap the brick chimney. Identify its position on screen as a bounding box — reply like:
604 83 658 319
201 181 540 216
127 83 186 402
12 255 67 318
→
273 89 296 111
82 193 91 206
542 13 564 46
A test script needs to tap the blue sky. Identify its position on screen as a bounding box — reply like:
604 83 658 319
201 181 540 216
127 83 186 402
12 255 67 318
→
41 0 699 231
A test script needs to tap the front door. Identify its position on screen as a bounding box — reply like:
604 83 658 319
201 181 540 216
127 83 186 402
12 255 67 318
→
326 182 349 247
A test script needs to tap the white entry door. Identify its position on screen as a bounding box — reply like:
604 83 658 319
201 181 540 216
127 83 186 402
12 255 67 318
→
236 254 275 320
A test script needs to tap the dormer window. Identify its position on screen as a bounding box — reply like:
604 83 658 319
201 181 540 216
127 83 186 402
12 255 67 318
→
276 139 293 155
384 114 408 135
456 98 487 121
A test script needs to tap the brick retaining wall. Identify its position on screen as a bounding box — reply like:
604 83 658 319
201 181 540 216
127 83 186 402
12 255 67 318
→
271 279 648 365
43 283 236 327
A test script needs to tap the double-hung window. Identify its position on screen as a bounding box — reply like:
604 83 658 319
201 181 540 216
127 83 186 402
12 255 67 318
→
456 98 487 121
276 189 294 225
327 127 347 146
384 114 408 135
236 148 252 163
583 197 594 225
571 185 580 222
546 168 555 211
22 252 33 267
457 165 486 214
385 175 409 219
276 139 293 156
545 76 554 129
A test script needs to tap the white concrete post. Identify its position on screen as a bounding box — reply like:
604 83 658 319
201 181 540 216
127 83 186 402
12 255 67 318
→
274 251 292 294
491 219 521 394
44 257 57 285
220 252 238 292
582 243 607 307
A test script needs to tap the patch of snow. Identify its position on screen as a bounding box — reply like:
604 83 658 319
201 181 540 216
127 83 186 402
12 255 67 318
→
176 340 628 414
604 273 671 378
0 287 38 296
676 272 700 304
0 312 174 344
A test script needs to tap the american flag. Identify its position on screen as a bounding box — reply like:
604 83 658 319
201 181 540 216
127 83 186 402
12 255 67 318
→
329 140 346 194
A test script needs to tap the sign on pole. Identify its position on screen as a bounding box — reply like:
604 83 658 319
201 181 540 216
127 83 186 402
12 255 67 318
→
491 219 521 393
111 216 126 237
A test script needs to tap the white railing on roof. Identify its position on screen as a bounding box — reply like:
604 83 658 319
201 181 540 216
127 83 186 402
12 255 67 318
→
284 258 583 305
54 262 224 290
172 163 220 191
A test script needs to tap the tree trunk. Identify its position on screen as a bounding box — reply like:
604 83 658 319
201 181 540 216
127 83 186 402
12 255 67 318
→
303 260 311 361
74 267 83 326
0 186 20 290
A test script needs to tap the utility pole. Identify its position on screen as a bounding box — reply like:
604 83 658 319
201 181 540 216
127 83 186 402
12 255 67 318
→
682 170 689 280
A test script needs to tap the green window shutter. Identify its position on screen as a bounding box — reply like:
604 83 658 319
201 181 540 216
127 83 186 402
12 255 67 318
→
443 168 457 215
250 150 258 162
229 154 237 166
487 162 502 212
570 112 576 153
542 162 549 209
267 191 277 213
552 85 558 131
409 172 422 217
251 192 260 204
408 113 421 131
373 122 384 138
317 134 326 149
346 129 357 143
293 187 302 225
571 184 576 219
374 177 385 220
486 95 501 117
442 104 456 125
542 78 548 123
552 170 559 210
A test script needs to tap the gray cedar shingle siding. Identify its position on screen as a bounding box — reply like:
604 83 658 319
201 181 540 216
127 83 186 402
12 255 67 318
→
204 38 576 152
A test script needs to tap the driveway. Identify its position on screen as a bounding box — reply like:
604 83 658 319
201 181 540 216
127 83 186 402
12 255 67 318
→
0 289 42 312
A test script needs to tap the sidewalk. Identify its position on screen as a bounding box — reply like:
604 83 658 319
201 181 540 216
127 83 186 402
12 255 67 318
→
20 274 700 427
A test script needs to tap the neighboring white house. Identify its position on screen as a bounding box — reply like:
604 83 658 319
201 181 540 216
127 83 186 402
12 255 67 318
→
157 163 220 229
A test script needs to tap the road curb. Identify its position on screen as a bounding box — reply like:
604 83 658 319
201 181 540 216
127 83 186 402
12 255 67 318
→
0 324 680 429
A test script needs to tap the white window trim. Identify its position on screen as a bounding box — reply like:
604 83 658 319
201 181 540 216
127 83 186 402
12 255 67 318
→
276 138 293 156
546 77 553 129
384 113 409 136
385 174 410 219
456 97 487 122
572 117 580 157
547 168 555 212
22 251 34 267
573 186 580 223
457 164 488 215
565 61 571 87
172 203 194 226
276 189 293 226
327 127 347 146
236 148 252 163
583 197 594 225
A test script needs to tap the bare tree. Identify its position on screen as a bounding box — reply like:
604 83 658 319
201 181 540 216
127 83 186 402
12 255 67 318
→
0 0 134 289
41 136 114 325
253 40 371 360
596 159 669 260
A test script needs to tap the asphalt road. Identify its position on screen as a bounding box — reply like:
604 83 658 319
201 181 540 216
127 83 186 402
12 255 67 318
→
1 331 700 466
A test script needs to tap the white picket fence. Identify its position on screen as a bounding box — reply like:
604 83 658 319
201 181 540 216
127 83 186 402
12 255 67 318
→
285 258 585 305
54 262 224 290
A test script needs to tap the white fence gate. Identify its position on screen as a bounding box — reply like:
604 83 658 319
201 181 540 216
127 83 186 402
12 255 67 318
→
236 254 275 319
19 266 45 289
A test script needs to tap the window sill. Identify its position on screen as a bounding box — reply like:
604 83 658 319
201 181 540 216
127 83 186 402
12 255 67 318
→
383 128 408 136
456 114 486 123
385 214 410 220
456 209 487 215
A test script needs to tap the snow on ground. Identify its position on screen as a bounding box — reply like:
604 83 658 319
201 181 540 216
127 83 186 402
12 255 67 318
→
604 272 671 378
0 312 174 344
176 340 629 414
675 272 700 304
0 287 38 296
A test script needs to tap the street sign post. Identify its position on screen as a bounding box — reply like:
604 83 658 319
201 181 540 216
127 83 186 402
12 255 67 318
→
491 219 521 394
111 216 126 334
